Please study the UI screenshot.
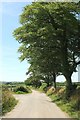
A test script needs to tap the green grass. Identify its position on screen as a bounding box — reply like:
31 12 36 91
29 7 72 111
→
38 83 47 92
47 87 80 120
50 94 78 118
15 91 27 94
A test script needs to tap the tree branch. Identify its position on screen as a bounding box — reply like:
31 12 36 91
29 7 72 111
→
76 61 80 65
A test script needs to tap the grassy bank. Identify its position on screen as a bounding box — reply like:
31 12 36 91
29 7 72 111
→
2 86 18 115
38 83 80 120
2 83 32 115
47 86 80 120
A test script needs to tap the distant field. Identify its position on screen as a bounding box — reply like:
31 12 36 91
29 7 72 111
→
2 82 26 91
56 82 80 87
1 81 80 90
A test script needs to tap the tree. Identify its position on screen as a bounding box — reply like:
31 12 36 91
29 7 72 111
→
13 2 80 98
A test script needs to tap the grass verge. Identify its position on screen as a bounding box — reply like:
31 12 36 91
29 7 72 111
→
47 87 80 120
38 83 80 120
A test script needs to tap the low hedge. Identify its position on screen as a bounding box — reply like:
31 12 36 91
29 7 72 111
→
13 86 32 94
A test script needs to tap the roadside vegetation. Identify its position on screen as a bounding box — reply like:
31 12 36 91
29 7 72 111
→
2 82 32 94
13 86 32 94
2 82 32 115
37 82 80 120
2 85 18 115
39 83 47 92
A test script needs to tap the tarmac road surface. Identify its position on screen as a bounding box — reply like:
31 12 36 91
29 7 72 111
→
3 90 70 118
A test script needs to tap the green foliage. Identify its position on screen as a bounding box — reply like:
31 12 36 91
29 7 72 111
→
14 86 32 94
13 2 80 98
15 91 26 94
56 82 66 86
25 76 42 88
39 83 47 92
26 86 32 93
14 86 28 92
2 87 18 115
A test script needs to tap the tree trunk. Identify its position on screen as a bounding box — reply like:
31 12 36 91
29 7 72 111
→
47 81 50 87
53 73 56 89
45 76 50 87
65 74 73 99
